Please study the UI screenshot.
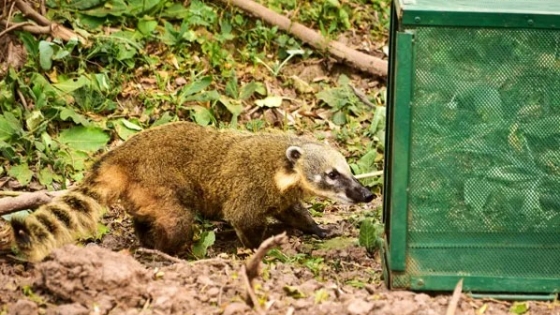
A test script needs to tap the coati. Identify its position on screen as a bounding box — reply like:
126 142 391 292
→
4 121 374 262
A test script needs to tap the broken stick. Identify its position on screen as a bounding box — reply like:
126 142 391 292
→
0 190 67 216
220 0 388 76
242 232 288 313
446 279 464 315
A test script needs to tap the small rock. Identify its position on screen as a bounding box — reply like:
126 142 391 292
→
293 299 312 309
196 275 215 286
175 77 187 86
206 287 220 297
347 299 374 315
389 300 418 315
47 303 89 315
222 302 249 315
9 299 38 315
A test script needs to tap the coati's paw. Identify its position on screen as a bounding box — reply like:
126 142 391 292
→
311 225 330 239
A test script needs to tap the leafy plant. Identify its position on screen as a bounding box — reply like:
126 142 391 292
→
358 219 384 254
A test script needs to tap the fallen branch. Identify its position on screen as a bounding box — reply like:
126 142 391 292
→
242 232 288 313
0 21 32 38
355 170 383 179
0 190 67 216
220 0 388 77
446 279 464 315
1 0 87 43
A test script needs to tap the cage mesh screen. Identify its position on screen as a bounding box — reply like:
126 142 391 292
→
407 27 560 278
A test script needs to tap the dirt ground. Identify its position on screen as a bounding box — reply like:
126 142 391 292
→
1 201 559 315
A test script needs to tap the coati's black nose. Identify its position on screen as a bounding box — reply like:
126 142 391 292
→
363 190 374 203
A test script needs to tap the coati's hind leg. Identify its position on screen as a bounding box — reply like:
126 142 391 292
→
274 204 328 238
125 186 194 254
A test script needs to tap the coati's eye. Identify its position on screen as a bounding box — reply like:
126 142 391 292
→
327 170 339 180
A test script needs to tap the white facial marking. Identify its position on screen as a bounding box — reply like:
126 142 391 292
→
314 175 322 183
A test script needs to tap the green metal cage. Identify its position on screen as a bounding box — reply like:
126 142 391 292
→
382 0 560 294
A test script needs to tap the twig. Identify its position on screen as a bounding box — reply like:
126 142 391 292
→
0 190 67 215
242 232 288 313
220 0 388 76
446 279 464 315
14 0 50 26
349 84 375 108
355 170 383 179
0 21 31 38
241 265 263 314
135 247 185 264
16 88 28 110
0 20 50 35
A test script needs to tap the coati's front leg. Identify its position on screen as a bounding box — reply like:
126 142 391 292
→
274 203 328 238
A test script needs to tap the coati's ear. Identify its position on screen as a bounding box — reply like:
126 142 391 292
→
286 146 303 163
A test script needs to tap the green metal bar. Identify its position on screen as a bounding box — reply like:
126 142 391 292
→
389 31 414 272
410 275 560 293
469 293 557 301
401 11 560 30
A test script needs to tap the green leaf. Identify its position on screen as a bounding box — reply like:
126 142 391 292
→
220 97 243 126
283 286 306 299
192 230 215 258
82 0 128 17
239 81 264 100
8 164 33 186
332 110 347 126
38 41 54 70
359 219 383 253
59 107 89 126
138 18 158 35
152 112 174 127
0 112 22 141
121 119 143 131
369 106 386 134
25 111 44 131
52 76 90 93
58 126 109 152
255 96 282 108
57 0 103 10
114 119 141 140
510 302 529 314
190 105 215 126
94 223 110 240
161 3 190 18
57 149 89 171
179 76 212 99
38 167 60 186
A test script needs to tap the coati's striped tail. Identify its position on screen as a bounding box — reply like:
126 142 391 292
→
9 185 106 262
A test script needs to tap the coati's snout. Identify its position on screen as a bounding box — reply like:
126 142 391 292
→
285 144 375 204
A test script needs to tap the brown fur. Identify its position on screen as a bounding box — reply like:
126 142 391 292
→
7 121 369 261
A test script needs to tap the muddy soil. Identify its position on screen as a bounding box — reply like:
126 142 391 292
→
1 202 559 315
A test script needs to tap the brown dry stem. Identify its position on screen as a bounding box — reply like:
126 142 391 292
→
0 0 86 43
0 190 67 215
446 278 464 315
220 0 388 77
242 232 288 313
